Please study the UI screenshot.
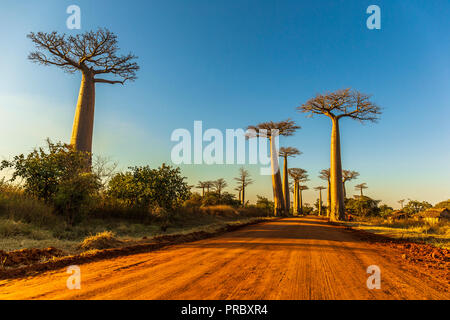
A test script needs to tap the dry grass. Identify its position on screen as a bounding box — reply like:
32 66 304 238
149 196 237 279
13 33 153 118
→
345 217 450 249
79 231 124 251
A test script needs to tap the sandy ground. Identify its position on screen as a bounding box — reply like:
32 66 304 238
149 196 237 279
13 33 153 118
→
0 216 448 300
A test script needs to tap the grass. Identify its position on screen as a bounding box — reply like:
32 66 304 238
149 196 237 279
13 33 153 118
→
344 216 450 249
0 186 272 255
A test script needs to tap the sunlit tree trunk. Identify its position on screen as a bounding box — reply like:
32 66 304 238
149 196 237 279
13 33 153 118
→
295 182 301 215
330 117 345 221
299 186 303 215
318 189 323 216
270 137 285 216
327 179 331 217
292 182 297 215
71 70 96 155
282 156 290 215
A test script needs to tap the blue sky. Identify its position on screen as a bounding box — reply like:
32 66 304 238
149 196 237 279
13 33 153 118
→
0 0 449 208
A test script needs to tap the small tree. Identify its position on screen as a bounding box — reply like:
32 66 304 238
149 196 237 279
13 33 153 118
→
319 169 331 217
342 170 359 199
355 183 368 197
234 167 253 206
247 119 300 216
314 186 326 216
298 89 381 221
196 181 208 197
213 178 228 199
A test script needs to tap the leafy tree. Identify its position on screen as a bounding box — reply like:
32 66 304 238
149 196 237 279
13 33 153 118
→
346 196 381 217
0 139 99 223
298 89 381 221
28 29 139 154
379 204 394 217
403 200 432 215
256 195 274 215
247 119 300 216
434 199 450 210
108 164 190 211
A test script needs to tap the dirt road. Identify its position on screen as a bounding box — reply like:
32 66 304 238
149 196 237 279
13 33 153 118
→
0 217 448 300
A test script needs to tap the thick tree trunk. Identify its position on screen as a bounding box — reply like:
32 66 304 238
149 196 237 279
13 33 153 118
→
71 71 96 154
299 187 303 215
330 118 346 221
242 183 245 206
327 179 331 217
282 156 290 215
318 190 323 216
295 182 301 215
292 182 297 216
270 137 285 216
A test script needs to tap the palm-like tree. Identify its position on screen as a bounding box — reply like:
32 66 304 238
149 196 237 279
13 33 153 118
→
342 170 359 199
314 186 326 216
234 167 253 206
247 119 300 216
298 89 381 221
213 178 228 199
319 169 331 217
196 181 208 197
279 147 301 215
288 168 308 215
355 183 368 197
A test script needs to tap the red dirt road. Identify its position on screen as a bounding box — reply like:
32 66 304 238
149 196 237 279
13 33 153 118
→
0 217 448 300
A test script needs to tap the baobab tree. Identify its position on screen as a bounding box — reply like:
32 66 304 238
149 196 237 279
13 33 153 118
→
314 186 326 216
299 185 309 215
298 89 381 221
196 181 208 197
289 168 308 215
355 183 368 197
234 167 253 206
27 29 139 155
213 178 228 199
279 147 301 214
234 186 243 203
398 199 405 209
247 119 300 216
204 181 214 194
319 169 331 217
342 170 360 198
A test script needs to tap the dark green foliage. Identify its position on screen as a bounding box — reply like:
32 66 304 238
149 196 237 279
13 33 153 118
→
345 196 381 217
403 200 432 215
108 164 191 211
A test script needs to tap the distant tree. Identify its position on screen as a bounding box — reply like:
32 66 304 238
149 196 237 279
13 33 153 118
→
398 199 405 209
279 147 301 214
204 181 214 194
434 199 450 210
28 29 139 155
234 167 253 206
314 186 326 216
403 200 432 215
346 196 381 217
247 119 300 216
355 183 368 197
319 169 331 217
379 204 394 217
298 89 381 221
213 178 228 199
256 195 275 216
289 168 308 215
342 170 359 198
108 164 190 211
299 185 309 215
196 181 208 197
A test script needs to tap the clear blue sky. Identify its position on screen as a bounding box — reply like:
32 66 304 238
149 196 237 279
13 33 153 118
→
0 0 449 208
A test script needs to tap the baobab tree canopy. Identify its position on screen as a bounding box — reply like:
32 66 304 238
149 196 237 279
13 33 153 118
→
297 88 381 121
27 29 139 84
27 28 140 155
246 119 300 138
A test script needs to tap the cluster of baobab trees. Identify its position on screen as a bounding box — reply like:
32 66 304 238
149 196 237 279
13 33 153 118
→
27 28 381 221
247 89 381 221
196 167 254 205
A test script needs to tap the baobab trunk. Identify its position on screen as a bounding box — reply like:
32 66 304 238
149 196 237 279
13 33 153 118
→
329 118 346 221
241 184 245 206
342 181 347 199
293 182 298 216
327 179 331 217
299 186 303 215
71 71 95 154
295 182 301 215
282 156 290 215
318 189 323 216
238 190 241 203
270 137 285 216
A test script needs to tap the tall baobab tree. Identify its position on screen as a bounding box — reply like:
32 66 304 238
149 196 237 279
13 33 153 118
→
299 185 309 215
314 186 326 216
289 168 308 215
342 170 360 198
27 29 139 155
279 147 301 214
319 169 331 217
398 199 405 209
234 167 253 206
247 119 300 216
298 89 381 221
213 178 228 199
355 183 368 197
234 186 243 203
196 181 208 197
